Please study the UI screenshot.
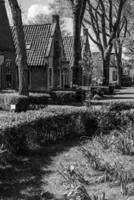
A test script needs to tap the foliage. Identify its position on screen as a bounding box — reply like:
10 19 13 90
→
0 93 29 112
29 93 50 107
0 106 97 154
108 101 134 112
2 104 134 156
50 90 76 104
91 86 110 97
84 0 127 85
75 89 86 102
121 75 132 87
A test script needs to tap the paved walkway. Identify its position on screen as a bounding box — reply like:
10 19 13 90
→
91 87 134 105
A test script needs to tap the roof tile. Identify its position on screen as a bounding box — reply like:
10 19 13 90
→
12 24 53 66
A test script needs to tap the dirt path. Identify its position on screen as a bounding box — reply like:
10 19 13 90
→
0 137 134 200
0 140 82 200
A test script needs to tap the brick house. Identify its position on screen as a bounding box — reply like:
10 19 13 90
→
12 15 70 92
63 28 92 87
0 0 16 90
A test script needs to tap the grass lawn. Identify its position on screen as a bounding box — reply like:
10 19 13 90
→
1 131 134 200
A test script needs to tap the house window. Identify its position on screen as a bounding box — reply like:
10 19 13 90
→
5 59 12 74
112 70 117 81
49 68 53 87
6 74 12 88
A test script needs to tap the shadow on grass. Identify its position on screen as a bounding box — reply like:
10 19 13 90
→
0 139 81 200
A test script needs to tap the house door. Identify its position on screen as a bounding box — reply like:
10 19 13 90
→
6 74 12 88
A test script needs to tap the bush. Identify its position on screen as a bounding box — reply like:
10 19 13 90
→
0 94 29 112
28 93 50 109
75 89 86 102
29 93 50 105
122 76 132 87
50 91 76 104
91 86 110 97
108 101 134 112
0 106 98 154
2 105 134 155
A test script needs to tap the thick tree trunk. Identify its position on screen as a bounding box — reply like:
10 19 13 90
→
103 58 110 86
102 48 111 86
116 46 122 88
8 0 28 96
72 10 82 87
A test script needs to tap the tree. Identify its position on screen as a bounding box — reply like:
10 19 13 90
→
8 0 28 96
83 0 127 86
114 1 134 87
50 0 72 35
69 0 87 86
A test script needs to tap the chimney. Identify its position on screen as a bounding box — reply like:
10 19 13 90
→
52 15 59 24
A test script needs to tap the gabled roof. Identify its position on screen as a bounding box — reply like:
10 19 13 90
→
63 36 73 66
12 23 56 66
63 36 90 67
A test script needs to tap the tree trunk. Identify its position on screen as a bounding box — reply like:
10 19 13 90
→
102 49 111 86
72 8 82 87
115 44 122 88
103 58 110 86
116 46 122 88
8 0 28 96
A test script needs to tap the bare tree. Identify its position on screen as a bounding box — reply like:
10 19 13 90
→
8 0 28 96
84 0 127 86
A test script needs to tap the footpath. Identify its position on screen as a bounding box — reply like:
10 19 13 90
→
91 86 134 105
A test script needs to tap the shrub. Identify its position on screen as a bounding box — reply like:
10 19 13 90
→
28 93 50 110
0 106 97 154
108 101 134 112
75 89 86 102
29 93 50 105
2 105 134 155
122 75 132 87
50 91 76 104
0 93 29 112
91 86 110 97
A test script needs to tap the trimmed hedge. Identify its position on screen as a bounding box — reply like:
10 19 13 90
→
0 93 50 112
1 105 134 155
49 91 76 104
29 93 50 105
0 106 97 154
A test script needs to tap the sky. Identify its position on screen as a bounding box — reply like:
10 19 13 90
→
5 0 73 33
5 0 97 51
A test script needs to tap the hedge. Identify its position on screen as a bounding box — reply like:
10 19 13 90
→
49 91 76 104
0 94 29 112
1 105 134 155
0 106 97 154
0 93 50 112
108 101 134 112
